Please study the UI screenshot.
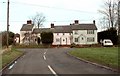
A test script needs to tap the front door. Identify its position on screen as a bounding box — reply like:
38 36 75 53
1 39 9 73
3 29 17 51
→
61 38 67 45
79 36 86 44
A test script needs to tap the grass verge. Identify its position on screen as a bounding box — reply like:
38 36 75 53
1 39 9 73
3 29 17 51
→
0 48 24 69
13 44 51 48
69 47 118 69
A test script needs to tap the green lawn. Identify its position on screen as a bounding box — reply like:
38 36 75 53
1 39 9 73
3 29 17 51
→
13 44 51 48
0 48 24 69
69 47 118 69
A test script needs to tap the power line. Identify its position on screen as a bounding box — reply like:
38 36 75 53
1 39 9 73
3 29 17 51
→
10 1 97 14
0 19 99 23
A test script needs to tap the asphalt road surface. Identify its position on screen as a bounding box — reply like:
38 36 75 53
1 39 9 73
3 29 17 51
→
2 48 117 75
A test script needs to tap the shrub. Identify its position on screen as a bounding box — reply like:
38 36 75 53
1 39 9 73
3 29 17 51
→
1 31 15 46
41 32 53 44
98 28 118 45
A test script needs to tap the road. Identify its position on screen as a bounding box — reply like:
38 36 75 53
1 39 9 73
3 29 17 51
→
2 48 117 75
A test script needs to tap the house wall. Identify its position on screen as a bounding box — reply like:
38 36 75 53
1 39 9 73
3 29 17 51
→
15 37 20 43
73 30 97 45
52 33 72 45
20 31 32 44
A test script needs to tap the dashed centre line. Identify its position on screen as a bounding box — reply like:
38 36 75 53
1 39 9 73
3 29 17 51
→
43 49 58 76
43 55 46 60
48 65 58 76
44 52 46 55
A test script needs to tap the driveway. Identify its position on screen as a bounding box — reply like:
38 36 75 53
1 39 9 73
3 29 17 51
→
3 48 117 75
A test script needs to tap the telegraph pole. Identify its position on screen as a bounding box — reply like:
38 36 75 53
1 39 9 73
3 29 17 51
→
118 1 120 34
118 1 120 29
118 1 120 46
7 0 10 48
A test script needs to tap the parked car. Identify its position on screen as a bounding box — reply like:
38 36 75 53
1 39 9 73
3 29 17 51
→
102 39 113 47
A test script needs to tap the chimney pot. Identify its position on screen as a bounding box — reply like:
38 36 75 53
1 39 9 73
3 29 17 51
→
74 20 79 24
27 20 32 24
51 23 54 28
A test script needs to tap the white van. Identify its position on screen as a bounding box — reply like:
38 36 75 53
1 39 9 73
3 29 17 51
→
102 39 113 46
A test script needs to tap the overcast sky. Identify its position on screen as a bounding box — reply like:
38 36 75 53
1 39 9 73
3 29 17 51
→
0 0 106 33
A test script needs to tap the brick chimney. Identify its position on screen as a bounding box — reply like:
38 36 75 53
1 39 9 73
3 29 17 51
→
51 23 54 28
74 20 79 24
27 20 32 24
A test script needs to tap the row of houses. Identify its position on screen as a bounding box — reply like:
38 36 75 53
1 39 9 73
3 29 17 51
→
19 20 98 45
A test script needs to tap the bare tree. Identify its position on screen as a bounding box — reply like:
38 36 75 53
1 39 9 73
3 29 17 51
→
98 0 119 29
31 13 46 29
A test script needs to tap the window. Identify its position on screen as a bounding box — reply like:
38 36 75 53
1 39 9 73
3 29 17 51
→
75 38 79 42
74 30 78 34
87 30 94 34
87 37 95 42
81 37 84 40
56 38 60 42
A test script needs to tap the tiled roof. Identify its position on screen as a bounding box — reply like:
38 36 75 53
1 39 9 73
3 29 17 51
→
53 24 97 33
20 21 97 33
33 28 53 33
20 24 34 31
53 25 72 33
71 24 97 30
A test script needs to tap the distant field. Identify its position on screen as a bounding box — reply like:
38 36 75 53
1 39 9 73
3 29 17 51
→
69 47 118 69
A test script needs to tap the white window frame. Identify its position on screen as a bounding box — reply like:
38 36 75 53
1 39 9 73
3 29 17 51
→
57 33 59 35
87 37 95 42
87 30 94 34
56 38 60 42
75 38 79 42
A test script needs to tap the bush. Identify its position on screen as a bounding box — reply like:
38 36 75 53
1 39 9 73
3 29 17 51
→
1 31 15 46
70 43 76 48
98 28 118 45
41 32 53 44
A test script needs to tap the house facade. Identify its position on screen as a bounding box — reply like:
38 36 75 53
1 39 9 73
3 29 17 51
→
14 33 20 44
51 20 97 45
20 20 98 45
20 20 34 45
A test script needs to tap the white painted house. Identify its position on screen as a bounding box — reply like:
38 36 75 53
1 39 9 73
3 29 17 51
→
51 24 72 45
51 20 98 45
72 20 98 45
20 20 34 45
20 20 98 45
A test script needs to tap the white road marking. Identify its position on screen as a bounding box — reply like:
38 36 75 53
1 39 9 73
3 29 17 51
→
44 52 46 55
8 64 14 70
44 49 47 55
43 55 46 60
15 61 17 64
48 65 58 76
8 61 17 70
